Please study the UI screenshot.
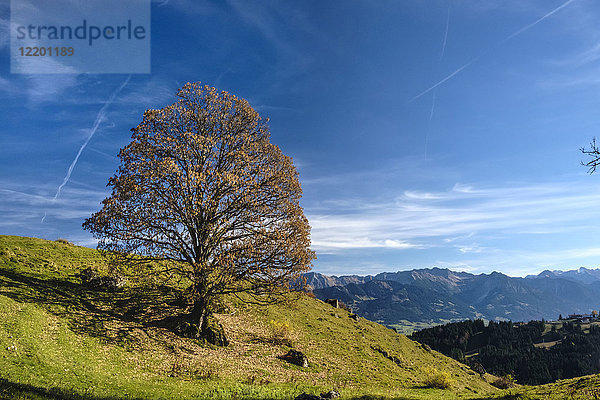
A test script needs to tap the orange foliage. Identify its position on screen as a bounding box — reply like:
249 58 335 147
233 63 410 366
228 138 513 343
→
84 82 315 327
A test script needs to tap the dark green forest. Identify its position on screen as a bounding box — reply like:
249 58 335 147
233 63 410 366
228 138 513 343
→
410 319 600 385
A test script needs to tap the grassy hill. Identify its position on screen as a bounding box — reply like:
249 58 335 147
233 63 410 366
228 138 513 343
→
515 374 600 399
0 234 571 400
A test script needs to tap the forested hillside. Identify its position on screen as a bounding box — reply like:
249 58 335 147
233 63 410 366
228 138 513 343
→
411 318 600 385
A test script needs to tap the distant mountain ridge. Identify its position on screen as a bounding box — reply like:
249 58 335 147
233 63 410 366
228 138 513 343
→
306 267 600 327
525 267 600 284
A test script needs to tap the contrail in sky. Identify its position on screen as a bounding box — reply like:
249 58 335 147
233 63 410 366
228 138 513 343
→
439 5 450 61
503 0 576 42
410 56 478 103
429 89 438 122
52 76 130 201
424 89 437 158
425 3 451 159
42 76 130 223
410 0 576 103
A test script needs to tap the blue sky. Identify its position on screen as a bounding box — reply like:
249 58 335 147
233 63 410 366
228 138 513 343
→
3 0 600 277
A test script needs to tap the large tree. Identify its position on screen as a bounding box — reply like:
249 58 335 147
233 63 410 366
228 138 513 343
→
84 83 315 341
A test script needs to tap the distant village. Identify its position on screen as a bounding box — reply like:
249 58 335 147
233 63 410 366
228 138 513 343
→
557 311 599 323
510 311 600 328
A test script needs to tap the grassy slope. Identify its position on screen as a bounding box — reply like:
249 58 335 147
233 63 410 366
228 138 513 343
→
516 374 600 399
0 235 507 399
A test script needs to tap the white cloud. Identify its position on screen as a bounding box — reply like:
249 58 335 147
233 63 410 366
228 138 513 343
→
307 179 600 255
436 245 600 277
0 71 81 105
116 77 175 108
456 244 488 254
25 73 80 103
311 237 422 253
566 42 600 67
0 181 107 230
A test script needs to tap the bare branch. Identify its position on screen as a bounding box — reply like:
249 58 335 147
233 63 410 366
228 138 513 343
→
582 137 600 174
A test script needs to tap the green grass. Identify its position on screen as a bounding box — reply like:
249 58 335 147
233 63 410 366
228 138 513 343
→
3 234 583 400
493 375 600 400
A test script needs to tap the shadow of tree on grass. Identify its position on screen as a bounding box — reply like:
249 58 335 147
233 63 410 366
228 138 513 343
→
0 378 471 400
0 378 148 400
0 267 188 346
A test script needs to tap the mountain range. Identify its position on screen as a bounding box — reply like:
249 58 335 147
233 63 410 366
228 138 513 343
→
305 267 600 327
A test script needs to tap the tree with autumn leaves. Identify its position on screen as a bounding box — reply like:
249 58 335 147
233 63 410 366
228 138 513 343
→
84 83 315 343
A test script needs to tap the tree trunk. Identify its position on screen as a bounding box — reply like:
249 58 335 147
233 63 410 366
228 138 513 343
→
189 297 228 346
187 273 228 346
191 297 208 339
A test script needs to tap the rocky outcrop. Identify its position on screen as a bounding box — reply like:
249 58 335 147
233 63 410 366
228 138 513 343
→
282 349 309 367
372 346 402 366
294 394 321 400
294 391 340 400
325 299 339 308
320 390 340 399
79 267 125 291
